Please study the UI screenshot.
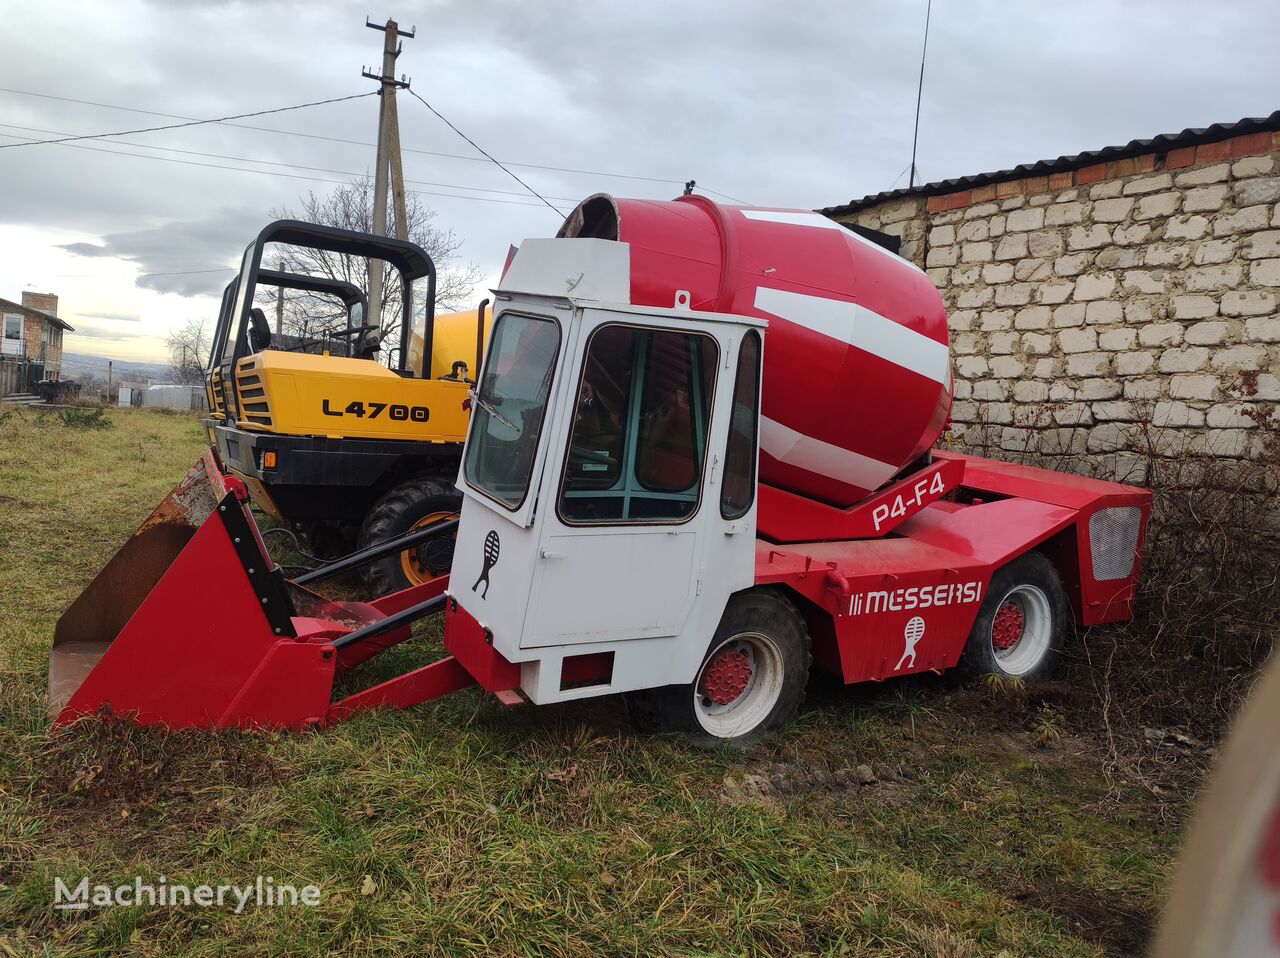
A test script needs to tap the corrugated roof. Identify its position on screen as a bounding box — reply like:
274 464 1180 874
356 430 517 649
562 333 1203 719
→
819 111 1280 217
0 297 74 331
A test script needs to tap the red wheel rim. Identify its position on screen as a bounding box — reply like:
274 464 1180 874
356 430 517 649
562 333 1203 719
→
700 646 753 705
992 601 1025 651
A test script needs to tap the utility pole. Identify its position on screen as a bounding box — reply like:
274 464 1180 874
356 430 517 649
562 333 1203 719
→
363 17 415 330
107 360 113 403
276 285 284 336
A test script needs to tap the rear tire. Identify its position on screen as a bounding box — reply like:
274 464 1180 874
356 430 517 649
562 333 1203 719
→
627 589 811 747
300 520 357 561
359 477 461 595
959 551 1068 682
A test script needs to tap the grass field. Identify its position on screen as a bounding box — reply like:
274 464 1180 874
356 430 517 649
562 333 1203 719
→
0 406 1198 956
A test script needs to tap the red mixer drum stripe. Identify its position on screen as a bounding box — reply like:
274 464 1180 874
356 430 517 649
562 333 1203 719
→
759 416 899 493
753 286 950 385
739 209 927 274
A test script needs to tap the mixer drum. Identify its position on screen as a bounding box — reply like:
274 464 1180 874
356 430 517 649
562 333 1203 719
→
558 194 952 508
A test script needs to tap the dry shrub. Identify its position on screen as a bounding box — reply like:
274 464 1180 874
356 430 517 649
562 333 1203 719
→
56 406 113 430
66 394 110 409
952 375 1280 733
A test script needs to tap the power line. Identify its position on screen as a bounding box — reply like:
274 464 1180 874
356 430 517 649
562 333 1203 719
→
0 130 560 209
0 122 586 203
698 185 750 205
0 91 376 150
0 86 684 186
406 87 564 217
888 160 914 192
0 85 750 204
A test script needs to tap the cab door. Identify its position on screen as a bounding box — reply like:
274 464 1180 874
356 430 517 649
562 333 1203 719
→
521 310 725 648
450 303 575 649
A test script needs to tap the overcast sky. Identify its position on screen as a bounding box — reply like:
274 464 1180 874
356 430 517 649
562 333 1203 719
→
2 0 1278 363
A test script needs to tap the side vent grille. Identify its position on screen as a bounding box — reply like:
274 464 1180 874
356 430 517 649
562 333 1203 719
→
235 358 273 428
1088 506 1143 581
209 369 227 417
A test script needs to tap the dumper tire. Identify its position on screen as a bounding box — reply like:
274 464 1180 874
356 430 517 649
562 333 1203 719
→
959 551 1068 683
300 520 358 562
627 589 811 748
359 477 462 595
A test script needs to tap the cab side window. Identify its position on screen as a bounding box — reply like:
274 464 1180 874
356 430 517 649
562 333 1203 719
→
721 330 761 520
560 325 717 523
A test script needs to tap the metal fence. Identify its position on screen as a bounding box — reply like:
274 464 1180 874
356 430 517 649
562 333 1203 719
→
0 356 43 397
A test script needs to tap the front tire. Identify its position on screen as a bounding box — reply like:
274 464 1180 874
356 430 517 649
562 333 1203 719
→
359 477 461 595
959 551 1068 682
628 590 811 747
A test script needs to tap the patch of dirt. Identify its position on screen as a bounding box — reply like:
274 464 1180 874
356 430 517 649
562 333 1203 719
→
40 721 281 803
926 679 1091 729
1016 879 1153 957
32 718 283 856
720 759 908 808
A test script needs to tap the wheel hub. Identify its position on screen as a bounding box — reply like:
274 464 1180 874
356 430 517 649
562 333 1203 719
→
401 510 459 584
993 601 1026 650
417 536 456 572
701 646 752 705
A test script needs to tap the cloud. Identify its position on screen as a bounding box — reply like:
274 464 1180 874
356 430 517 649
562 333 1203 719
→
56 207 260 296
79 310 143 322
3 0 1280 326
66 324 150 342
58 242 113 258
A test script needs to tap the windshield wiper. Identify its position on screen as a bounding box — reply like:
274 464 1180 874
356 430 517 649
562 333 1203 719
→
468 388 520 432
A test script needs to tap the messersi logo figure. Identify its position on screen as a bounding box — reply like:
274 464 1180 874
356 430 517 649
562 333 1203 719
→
896 616 926 671
471 530 500 598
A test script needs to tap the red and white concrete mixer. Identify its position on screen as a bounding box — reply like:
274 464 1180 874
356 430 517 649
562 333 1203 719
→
557 193 952 507
48 197 1151 744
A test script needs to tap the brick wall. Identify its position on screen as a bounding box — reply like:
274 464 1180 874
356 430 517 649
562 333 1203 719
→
18 293 63 379
21 291 58 316
21 315 41 361
832 130 1280 475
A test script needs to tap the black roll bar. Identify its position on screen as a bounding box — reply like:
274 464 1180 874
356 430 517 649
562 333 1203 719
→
256 270 368 329
223 220 437 378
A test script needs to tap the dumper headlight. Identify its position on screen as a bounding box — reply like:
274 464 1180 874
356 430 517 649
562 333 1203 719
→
1088 507 1143 581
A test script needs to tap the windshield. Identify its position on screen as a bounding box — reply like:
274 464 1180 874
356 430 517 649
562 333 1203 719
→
463 312 560 510
219 243 257 365
206 281 237 372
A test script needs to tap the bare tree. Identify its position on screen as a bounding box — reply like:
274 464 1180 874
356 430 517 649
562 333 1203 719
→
77 372 106 399
263 177 483 360
167 317 209 385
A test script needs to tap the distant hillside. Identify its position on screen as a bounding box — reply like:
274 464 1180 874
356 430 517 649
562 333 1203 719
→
60 352 170 384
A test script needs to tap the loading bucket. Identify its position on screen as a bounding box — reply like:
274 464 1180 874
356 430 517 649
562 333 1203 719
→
48 449 471 730
49 449 229 720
